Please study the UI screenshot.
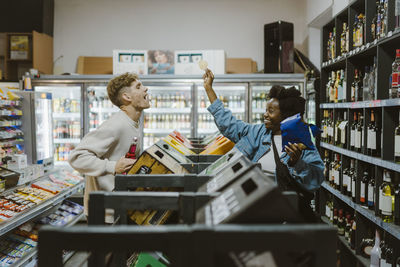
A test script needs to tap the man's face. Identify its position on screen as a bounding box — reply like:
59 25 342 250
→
125 80 150 110
263 98 282 131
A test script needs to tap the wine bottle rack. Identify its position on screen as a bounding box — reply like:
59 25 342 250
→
319 0 400 266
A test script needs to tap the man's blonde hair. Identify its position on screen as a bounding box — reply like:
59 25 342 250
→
107 72 139 107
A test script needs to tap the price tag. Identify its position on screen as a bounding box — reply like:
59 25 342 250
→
366 43 370 48
374 39 378 45
388 31 393 37
361 45 365 50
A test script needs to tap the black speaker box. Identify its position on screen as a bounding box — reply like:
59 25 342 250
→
264 21 294 73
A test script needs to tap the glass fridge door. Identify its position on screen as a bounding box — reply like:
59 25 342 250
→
85 85 119 133
249 82 304 124
143 84 193 150
34 85 82 166
195 83 248 137
306 79 316 125
33 92 53 163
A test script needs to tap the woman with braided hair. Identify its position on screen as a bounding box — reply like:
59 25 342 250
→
202 69 324 196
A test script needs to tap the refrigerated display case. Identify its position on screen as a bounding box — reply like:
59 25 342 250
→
305 78 317 125
143 83 193 150
195 82 247 136
85 84 119 132
17 91 53 167
31 74 306 152
33 85 83 167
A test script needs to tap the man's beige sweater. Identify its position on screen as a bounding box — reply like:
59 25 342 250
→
69 110 140 216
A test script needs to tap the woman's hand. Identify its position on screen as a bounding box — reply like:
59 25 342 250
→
285 142 303 166
202 69 217 103
203 69 214 91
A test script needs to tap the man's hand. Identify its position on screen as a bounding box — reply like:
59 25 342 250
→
203 69 214 91
115 157 136 174
285 142 304 166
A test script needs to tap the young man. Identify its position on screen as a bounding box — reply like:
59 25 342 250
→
69 72 150 221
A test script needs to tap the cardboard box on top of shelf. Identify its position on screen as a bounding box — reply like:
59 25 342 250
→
113 50 148 75
76 56 113 74
226 58 258 74
175 50 225 75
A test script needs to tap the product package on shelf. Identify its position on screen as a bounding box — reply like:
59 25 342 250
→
113 50 148 75
0 84 24 167
174 50 225 75
0 170 83 224
0 200 84 266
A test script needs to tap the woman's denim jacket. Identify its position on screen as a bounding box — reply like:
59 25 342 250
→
208 99 324 192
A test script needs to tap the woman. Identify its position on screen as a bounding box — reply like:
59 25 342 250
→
203 69 324 193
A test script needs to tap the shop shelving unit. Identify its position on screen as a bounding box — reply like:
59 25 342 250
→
0 171 84 266
318 0 400 266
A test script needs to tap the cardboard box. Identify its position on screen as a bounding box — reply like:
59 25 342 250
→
113 50 148 75
226 58 258 74
175 50 225 75
10 36 29 60
76 56 113 74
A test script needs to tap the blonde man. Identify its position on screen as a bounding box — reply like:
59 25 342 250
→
69 73 150 221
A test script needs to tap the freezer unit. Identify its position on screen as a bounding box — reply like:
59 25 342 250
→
195 83 248 137
249 81 305 124
143 84 193 150
17 91 53 168
34 85 83 167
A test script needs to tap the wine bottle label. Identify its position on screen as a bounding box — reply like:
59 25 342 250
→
341 129 346 144
393 72 399 88
355 130 360 148
354 131 359 148
352 179 356 198
326 205 330 218
334 170 340 185
367 129 371 149
368 185 374 203
361 182 366 201
351 129 355 146
396 0 400 16
357 130 362 148
395 136 400 157
379 188 383 210
335 128 339 142
381 195 393 215
343 174 349 188
370 131 376 150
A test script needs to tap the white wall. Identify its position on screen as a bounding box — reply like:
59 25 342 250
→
305 0 350 68
54 0 308 74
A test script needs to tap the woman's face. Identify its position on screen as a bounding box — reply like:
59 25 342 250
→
154 51 168 64
263 98 282 131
